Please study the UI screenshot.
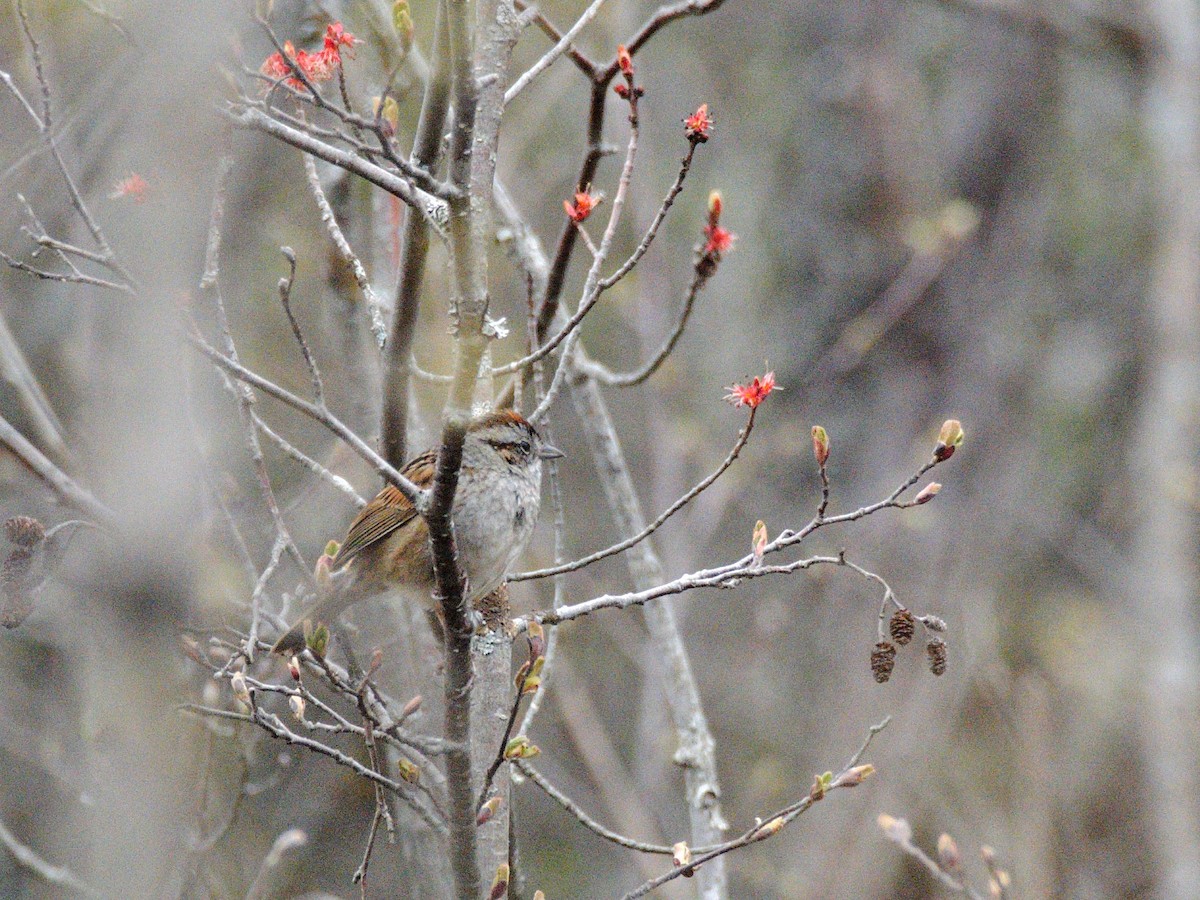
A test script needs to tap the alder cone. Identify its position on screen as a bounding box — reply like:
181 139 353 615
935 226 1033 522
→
871 641 897 683
889 609 916 645
927 638 947 676
5 516 44 548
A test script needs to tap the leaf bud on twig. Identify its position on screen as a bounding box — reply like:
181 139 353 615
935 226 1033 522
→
230 670 251 707
672 840 692 870
877 813 912 843
489 863 510 900
934 419 965 461
477 795 502 826
913 482 941 505
753 816 785 840
811 426 830 467
937 833 961 871
836 764 875 787
397 758 420 784
751 520 768 566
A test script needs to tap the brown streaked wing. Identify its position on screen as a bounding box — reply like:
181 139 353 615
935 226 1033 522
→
329 451 433 569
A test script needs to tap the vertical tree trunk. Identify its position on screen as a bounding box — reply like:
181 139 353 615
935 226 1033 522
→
1136 4 1200 895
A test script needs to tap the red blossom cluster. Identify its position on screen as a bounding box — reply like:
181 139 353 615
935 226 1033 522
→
260 22 361 90
724 371 777 409
684 103 712 142
703 191 735 256
563 190 599 223
109 173 148 202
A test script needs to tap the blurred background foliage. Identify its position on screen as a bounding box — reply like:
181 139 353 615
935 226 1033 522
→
1 0 1197 897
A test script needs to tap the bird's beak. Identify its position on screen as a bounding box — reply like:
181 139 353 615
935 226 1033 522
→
538 444 565 460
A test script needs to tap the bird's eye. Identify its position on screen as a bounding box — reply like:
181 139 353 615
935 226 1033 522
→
518 440 531 455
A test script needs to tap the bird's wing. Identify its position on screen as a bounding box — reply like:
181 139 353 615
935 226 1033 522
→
329 451 434 569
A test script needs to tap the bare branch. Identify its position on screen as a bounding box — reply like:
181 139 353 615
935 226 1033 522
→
618 716 886 899
511 407 757 580
222 106 448 229
504 0 609 105
0 817 101 899
187 333 424 505
0 413 116 527
302 155 388 349
383 1 452 468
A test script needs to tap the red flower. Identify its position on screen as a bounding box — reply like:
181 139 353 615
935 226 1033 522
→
724 372 778 409
616 45 633 78
564 190 599 223
323 22 361 56
109 173 148 202
684 103 712 142
260 23 359 91
703 224 735 256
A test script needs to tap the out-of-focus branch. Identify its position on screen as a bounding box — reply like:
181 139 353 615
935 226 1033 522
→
199 157 311 656
383 0 451 468
0 817 101 899
244 829 307 900
512 0 599 76
0 413 116 528
565 358 730 896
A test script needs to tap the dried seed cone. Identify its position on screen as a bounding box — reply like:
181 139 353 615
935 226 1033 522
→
2 547 34 590
871 641 897 683
1 589 34 629
5 516 44 548
927 638 948 676
889 609 916 646
1 548 35 628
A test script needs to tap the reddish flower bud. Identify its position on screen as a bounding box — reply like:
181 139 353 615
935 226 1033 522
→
477 795 502 826
725 372 777 409
616 44 633 77
564 190 599 223
684 103 712 142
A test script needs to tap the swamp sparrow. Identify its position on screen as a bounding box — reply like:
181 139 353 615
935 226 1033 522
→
272 409 562 655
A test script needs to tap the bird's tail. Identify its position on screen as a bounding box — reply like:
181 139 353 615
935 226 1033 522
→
270 588 351 656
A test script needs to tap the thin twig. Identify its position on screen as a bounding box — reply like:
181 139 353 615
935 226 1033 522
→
516 761 677 854
577 258 706 387
275 247 326 404
303 154 388 349
524 452 946 626
512 407 756 580
187 333 423 505
511 0 599 76
223 106 448 228
618 717 888 899
504 0 609 105
383 0 452 468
